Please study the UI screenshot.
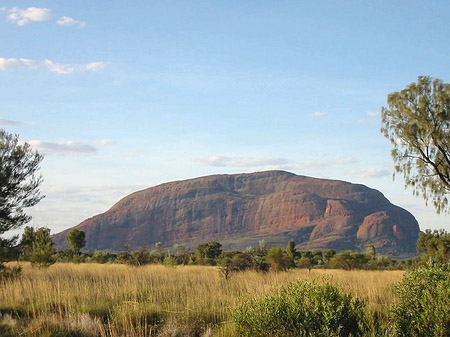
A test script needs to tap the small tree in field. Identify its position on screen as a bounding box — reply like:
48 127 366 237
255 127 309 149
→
267 246 285 271
67 229 86 255
381 76 450 213
29 227 55 268
196 241 222 263
286 240 296 259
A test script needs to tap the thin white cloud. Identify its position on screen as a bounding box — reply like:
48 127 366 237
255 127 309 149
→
0 58 108 74
7 7 52 26
28 140 98 155
350 168 389 179
333 156 358 165
194 156 231 167
92 139 117 146
57 16 85 28
194 156 289 168
232 157 290 167
366 111 380 117
356 119 378 125
194 156 357 170
0 118 25 126
311 112 328 117
292 161 330 170
195 155 359 171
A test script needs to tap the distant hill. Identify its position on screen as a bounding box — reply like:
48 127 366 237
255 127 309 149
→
52 170 420 255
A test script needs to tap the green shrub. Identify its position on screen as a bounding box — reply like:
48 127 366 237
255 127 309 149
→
391 262 450 337
233 279 365 337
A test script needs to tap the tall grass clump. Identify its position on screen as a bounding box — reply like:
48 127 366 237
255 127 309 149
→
391 262 450 337
233 278 365 337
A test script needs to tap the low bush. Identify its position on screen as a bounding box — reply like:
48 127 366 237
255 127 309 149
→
233 278 365 337
391 262 450 337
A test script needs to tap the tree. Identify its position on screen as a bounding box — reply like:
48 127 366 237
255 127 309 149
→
381 76 450 213
67 229 86 255
267 246 285 271
286 240 296 259
19 226 36 259
29 227 55 268
0 130 43 275
196 241 222 260
366 244 376 260
329 251 368 270
416 229 450 265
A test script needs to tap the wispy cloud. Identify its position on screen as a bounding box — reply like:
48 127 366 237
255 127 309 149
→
194 155 358 171
92 139 118 146
0 58 108 74
356 111 380 125
27 139 118 155
0 118 26 126
57 16 85 28
311 112 328 117
28 140 98 155
366 111 379 117
7 7 52 26
333 156 358 165
350 168 389 179
4 7 85 28
194 156 289 167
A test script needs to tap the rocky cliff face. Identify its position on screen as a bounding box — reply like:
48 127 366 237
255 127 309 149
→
52 171 420 254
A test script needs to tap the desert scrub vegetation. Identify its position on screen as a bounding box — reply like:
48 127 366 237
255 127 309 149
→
0 262 403 336
233 279 365 337
391 262 450 337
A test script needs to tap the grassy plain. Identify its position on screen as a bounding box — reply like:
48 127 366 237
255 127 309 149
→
0 263 404 336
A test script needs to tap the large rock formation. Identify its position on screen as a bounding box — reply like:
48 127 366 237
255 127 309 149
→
52 171 420 255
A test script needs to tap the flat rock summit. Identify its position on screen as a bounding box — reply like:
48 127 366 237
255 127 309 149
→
53 171 420 254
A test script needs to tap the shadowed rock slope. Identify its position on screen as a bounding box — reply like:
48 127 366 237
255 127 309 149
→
52 171 420 255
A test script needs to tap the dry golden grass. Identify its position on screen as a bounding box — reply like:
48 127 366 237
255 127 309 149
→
0 263 404 336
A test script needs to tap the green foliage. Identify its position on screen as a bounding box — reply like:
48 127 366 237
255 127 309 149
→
67 229 86 254
231 253 253 271
0 130 43 275
162 255 177 267
267 246 285 271
330 251 368 270
118 245 151 266
286 240 296 259
19 226 36 259
297 256 313 270
366 244 376 260
195 241 222 260
0 129 44 234
29 227 55 268
381 76 450 213
233 279 365 337
173 244 191 265
322 249 336 263
391 262 450 336
91 250 111 264
417 229 450 265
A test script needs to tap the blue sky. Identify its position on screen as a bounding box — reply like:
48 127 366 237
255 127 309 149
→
1 1 449 236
